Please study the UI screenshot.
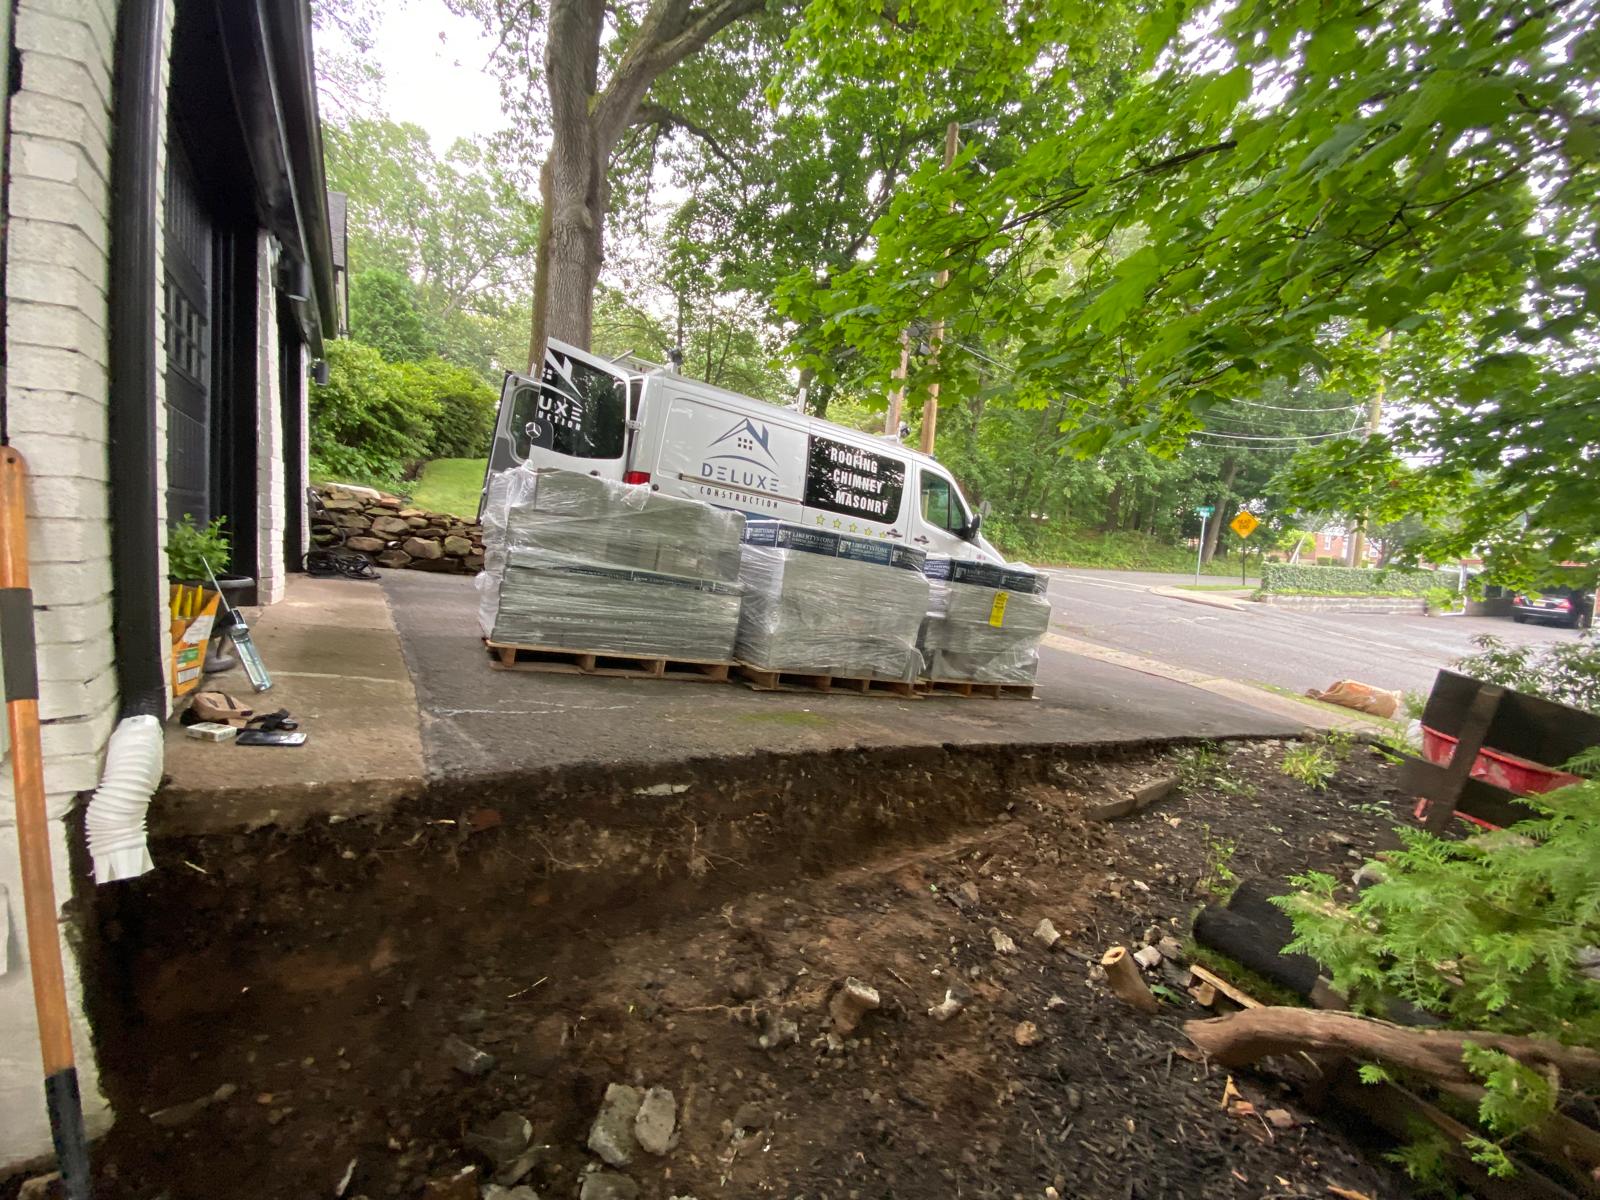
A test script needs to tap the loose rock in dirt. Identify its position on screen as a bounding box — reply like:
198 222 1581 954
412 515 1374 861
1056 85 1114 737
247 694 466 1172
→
828 977 881 1036
634 1086 678 1155
1033 918 1061 949
441 1034 496 1077
466 1111 534 1167
579 1170 640 1200
1014 1021 1044 1047
990 927 1018 955
588 1084 644 1166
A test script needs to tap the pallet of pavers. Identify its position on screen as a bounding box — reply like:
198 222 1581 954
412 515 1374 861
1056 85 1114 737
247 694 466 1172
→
733 521 928 698
477 466 745 682
916 557 1051 698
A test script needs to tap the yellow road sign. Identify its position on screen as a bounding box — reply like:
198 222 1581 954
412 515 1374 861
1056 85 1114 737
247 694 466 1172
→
1230 510 1260 538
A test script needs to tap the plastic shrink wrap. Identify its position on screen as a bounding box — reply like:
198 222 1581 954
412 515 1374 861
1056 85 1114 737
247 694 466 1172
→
919 557 1051 684
736 522 928 682
478 467 745 661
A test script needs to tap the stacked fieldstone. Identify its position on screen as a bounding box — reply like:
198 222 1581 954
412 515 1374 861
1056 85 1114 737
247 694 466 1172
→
311 483 486 573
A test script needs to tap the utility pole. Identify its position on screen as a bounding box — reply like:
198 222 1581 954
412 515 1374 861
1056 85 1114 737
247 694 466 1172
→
883 329 909 437
919 120 961 456
1346 331 1391 567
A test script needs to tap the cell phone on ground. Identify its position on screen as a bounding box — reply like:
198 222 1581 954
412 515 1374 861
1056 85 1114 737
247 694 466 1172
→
235 730 308 747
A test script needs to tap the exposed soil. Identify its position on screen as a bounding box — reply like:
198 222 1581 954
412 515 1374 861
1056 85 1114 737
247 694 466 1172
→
68 736 1419 1200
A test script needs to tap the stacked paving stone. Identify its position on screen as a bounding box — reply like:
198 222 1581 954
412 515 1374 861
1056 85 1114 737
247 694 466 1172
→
311 483 486 573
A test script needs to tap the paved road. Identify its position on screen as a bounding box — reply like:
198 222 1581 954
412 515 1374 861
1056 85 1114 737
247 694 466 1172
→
1043 568 1580 698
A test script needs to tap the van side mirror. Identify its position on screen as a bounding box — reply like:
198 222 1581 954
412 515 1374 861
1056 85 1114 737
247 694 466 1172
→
962 512 983 541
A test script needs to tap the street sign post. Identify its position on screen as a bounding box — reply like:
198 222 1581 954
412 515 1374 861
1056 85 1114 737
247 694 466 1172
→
1194 506 1214 582
1229 511 1259 585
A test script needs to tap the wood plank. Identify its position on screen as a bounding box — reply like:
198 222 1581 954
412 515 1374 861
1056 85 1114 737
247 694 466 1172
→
1189 963 1262 1009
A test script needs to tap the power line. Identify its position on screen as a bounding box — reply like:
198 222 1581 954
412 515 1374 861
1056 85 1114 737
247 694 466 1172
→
1190 427 1367 442
1217 399 1363 413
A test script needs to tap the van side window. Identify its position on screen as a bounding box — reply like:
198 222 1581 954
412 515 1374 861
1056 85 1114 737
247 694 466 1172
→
919 471 966 533
512 354 626 459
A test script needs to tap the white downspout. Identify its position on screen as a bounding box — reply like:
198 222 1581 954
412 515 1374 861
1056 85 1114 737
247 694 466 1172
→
85 714 163 882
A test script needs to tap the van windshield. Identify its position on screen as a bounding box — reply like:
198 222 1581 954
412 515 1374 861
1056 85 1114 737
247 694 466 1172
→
509 354 626 459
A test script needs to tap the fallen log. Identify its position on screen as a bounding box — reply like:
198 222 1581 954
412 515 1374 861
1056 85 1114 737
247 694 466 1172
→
1331 1072 1579 1200
1101 945 1159 1014
1184 1007 1600 1089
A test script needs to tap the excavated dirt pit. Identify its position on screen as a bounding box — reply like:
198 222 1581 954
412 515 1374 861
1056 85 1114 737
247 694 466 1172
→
68 737 1418 1200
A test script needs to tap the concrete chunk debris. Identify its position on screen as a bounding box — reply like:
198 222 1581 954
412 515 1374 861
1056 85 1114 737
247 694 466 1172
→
927 989 966 1022
990 927 1018 955
588 1084 644 1166
634 1086 678 1155
1033 918 1061 949
1132 945 1163 970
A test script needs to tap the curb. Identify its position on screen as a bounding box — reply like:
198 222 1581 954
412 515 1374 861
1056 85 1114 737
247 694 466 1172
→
1040 632 1392 734
1148 585 1255 612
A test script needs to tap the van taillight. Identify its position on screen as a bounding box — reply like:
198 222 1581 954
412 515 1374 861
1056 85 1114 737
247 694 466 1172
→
623 471 651 485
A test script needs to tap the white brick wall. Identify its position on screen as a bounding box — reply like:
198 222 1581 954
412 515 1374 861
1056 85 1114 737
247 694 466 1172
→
0 0 124 1168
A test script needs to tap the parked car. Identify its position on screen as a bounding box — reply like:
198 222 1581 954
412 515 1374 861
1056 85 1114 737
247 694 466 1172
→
1511 587 1595 629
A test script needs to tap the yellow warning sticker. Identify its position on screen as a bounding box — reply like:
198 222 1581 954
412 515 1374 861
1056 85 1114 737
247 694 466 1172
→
989 591 1009 627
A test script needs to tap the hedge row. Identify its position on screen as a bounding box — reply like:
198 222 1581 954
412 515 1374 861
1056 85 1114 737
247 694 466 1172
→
1260 562 1441 596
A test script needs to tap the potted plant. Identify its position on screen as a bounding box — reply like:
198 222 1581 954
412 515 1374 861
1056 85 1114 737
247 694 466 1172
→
166 514 253 598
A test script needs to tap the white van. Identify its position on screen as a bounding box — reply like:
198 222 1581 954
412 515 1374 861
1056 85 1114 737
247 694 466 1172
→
483 337 1004 563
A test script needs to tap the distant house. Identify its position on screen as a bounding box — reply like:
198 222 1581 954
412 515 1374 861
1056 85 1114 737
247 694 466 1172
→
0 0 339 1168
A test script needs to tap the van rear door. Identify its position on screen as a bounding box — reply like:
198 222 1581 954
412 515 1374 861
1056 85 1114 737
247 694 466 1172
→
482 340 633 510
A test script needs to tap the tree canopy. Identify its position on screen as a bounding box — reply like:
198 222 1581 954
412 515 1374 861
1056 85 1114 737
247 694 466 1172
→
779 0 1599 581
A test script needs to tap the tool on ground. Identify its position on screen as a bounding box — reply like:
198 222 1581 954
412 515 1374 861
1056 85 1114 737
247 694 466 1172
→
0 447 93 1199
202 556 271 691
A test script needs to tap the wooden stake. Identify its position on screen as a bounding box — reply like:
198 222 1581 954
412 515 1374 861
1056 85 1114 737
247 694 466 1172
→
1101 945 1159 1014
0 447 92 1197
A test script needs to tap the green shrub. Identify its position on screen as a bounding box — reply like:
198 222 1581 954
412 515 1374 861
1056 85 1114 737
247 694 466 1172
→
1261 561 1440 595
1454 634 1600 715
1315 555 1337 566
396 358 497 459
310 339 441 486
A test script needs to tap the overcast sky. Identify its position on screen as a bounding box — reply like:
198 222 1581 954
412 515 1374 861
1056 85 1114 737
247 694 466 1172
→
322 0 509 150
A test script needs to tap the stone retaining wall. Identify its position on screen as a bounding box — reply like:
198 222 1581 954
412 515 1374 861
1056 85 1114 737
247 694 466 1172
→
1255 594 1426 614
311 484 484 573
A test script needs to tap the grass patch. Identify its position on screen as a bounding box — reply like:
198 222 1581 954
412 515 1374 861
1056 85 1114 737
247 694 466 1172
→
409 458 488 520
736 710 837 729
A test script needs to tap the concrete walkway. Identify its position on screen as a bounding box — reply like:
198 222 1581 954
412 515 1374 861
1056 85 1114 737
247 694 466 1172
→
156 577 424 834
156 570 1332 836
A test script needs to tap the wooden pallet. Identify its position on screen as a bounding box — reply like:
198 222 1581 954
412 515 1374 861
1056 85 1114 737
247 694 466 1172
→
917 677 1037 700
485 640 731 683
732 663 918 699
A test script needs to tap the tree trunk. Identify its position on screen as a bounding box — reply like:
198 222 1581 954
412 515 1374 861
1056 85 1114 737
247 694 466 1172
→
522 0 769 369
1201 456 1238 564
